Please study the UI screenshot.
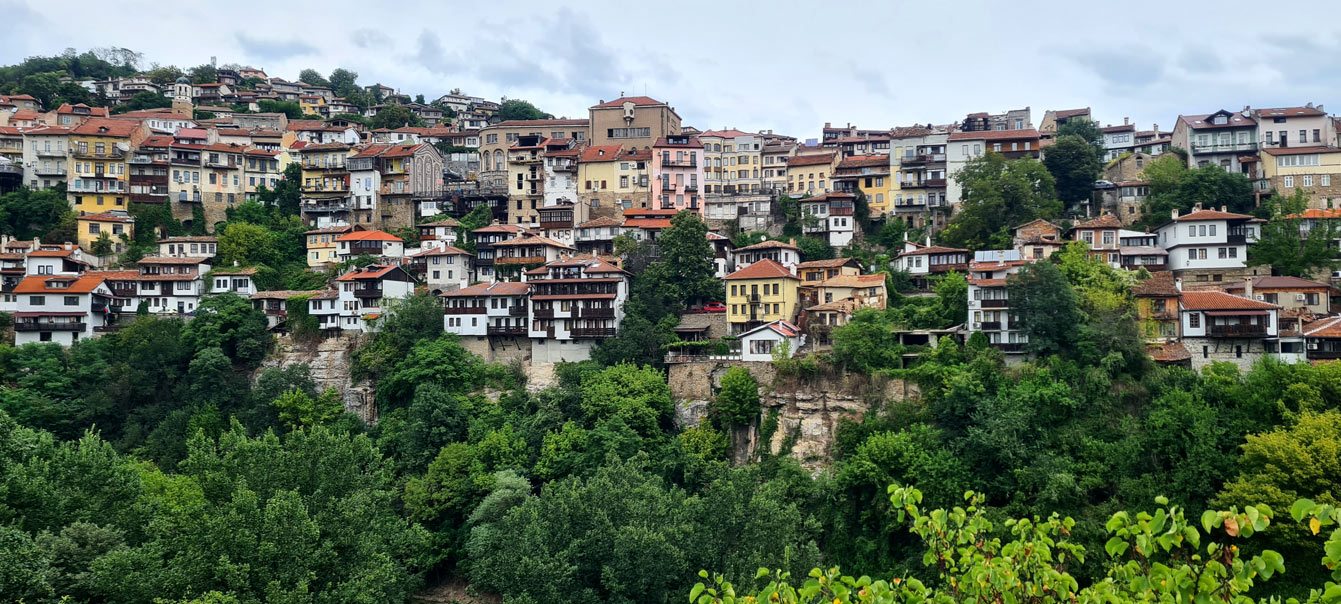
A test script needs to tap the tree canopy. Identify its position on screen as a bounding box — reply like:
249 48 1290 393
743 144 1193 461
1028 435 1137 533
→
941 154 1059 250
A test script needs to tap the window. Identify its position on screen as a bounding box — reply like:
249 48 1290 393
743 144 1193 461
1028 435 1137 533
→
1324 175 1332 187
1284 175 1295 188
1189 312 1200 328
29 295 45 305
1304 175 1314 187
64 296 78 306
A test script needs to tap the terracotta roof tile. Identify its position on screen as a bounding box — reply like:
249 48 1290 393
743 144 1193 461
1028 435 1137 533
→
336 230 401 242
1180 290 1280 311
948 129 1042 141
785 152 838 167
735 239 800 252
1147 342 1191 362
1073 214 1124 229
14 275 106 294
1133 271 1180 297
725 258 798 280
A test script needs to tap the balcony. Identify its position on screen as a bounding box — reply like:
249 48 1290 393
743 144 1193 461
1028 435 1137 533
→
508 305 527 317
924 178 947 188
980 321 1003 330
131 193 168 204
35 148 67 158
176 192 202 203
683 184 699 192
487 325 527 336
204 159 237 169
533 308 555 319
579 307 615 319
1190 141 1257 154
1226 233 1248 245
300 202 351 213
1207 323 1267 337
901 180 927 189
571 327 617 338
662 158 697 168
302 161 346 170
72 149 124 160
352 286 383 298
14 321 86 332
171 156 201 167
301 184 349 193
539 220 572 230
661 182 677 192
496 255 546 265
444 306 487 315
990 342 1026 353
980 299 1009 308
1307 350 1341 361
34 166 67 176
128 155 155 164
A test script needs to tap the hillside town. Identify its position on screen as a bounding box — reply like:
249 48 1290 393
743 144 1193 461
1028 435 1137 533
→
2 62 1341 372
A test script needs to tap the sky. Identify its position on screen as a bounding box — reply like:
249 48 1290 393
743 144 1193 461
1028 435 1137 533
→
4 0 1341 139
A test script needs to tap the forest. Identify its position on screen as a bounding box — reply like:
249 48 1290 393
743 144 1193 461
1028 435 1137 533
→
4 239 1341 603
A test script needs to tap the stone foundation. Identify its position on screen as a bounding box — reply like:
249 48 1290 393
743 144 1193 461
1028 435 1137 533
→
1182 336 1269 371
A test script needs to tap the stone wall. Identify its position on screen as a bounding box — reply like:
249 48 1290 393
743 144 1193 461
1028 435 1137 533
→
1183 336 1271 372
669 360 919 471
459 334 531 364
256 333 377 423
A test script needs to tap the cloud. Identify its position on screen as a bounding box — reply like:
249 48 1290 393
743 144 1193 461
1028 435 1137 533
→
1178 48 1223 74
351 29 389 49
235 33 316 62
1069 46 1166 89
413 30 449 74
0 0 44 54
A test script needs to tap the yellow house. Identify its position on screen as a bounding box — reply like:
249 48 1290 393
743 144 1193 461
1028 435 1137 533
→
67 117 148 213
785 151 839 196
833 155 894 215
1261 146 1341 208
296 142 353 224
244 148 283 200
298 95 327 116
304 225 353 267
75 211 134 255
724 258 801 334
577 144 647 219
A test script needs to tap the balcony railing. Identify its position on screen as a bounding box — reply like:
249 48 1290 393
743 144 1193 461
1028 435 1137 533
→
990 342 1026 352
14 321 86 332
980 299 1009 308
980 321 1002 330
1207 323 1267 337
579 307 615 318
532 308 555 319
487 325 527 336
496 255 546 265
300 202 351 213
1190 142 1257 154
353 286 383 298
301 184 349 193
571 327 616 338
34 166 67 176
35 149 67 158
924 178 947 187
444 306 487 315
72 149 124 160
508 305 527 317
302 161 346 170
662 158 697 168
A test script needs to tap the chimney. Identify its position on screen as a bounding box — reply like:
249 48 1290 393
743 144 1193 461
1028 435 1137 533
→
926 234 932 246
1245 278 1254 300
1153 123 1159 133
1192 202 1203 212
1174 278 1182 292
1171 208 1180 220
1220 205 1227 212
1307 102 1314 109
1124 117 1129 125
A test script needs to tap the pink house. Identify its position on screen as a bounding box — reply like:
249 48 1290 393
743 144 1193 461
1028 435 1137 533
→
651 135 704 213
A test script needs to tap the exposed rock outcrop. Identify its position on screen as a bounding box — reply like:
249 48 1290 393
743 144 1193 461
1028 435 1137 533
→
258 334 377 424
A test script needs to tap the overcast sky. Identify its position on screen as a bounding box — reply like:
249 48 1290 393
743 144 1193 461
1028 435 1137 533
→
4 0 1339 139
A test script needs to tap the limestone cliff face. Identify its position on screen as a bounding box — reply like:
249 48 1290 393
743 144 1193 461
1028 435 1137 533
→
669 361 919 471
257 334 377 424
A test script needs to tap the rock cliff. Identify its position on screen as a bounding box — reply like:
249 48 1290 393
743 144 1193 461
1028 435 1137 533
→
257 334 377 424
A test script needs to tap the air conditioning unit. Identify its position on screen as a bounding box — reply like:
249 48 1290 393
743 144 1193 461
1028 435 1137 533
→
1254 294 1265 301
971 322 981 329
1308 343 1319 350
1297 294 1307 301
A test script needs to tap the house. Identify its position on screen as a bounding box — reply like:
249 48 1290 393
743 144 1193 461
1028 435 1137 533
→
1134 271 1181 343
732 239 801 272
1222 276 1333 317
335 229 404 262
1012 219 1065 261
67 118 149 213
588 95 681 149
24 244 89 276
621 208 677 249
472 222 531 282
417 218 461 248
1154 204 1264 283
410 245 473 294
700 129 764 198
738 320 803 362
965 250 1032 355
1117 228 1168 273
333 264 416 331
805 273 887 321
11 274 117 345
1171 110 1258 175
574 216 624 256
525 255 630 363
1070 213 1123 267
797 257 862 283
442 280 531 343
75 211 133 256
946 129 1041 208
134 256 210 315
891 241 970 292
1179 289 1282 370
536 201 577 247
158 235 218 258
1302 316 1341 362
576 144 650 218
724 258 802 335
128 134 171 204
1038 108 1091 139
832 155 893 216
888 127 951 229
542 138 580 209
1259 146 1341 208
798 192 857 248
209 268 258 296
707 231 736 279
295 142 353 227
651 134 704 212
785 151 839 196
1254 105 1333 151
249 289 324 330
305 225 353 267
490 234 573 275
21 125 72 191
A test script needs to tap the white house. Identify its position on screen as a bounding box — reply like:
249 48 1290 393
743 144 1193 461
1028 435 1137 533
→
965 250 1032 354
335 229 405 262
441 281 530 339
24 245 88 276
12 274 116 345
333 264 416 331
209 267 258 297
307 290 340 332
158 236 218 258
738 320 804 361
1154 204 1262 283
732 239 801 272
1179 289 1280 371
134 257 209 315
413 245 474 295
891 241 970 292
526 255 630 364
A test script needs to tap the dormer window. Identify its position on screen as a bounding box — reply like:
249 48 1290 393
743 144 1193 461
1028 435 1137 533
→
48 280 71 289
1213 116 1227 125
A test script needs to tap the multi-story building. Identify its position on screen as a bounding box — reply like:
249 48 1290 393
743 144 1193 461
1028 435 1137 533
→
889 127 950 228
526 255 630 363
242 148 282 200
761 142 796 194
536 202 576 247
409 245 473 295
158 236 218 258
296 142 352 227
442 281 531 342
335 229 405 263
479 119 589 194
724 258 802 335
209 268 258 297
1223 276 1332 317
304 225 352 268
542 137 580 208
799 192 856 248
965 249 1032 355
1260 146 1341 207
701 129 763 197
832 155 891 215
1171 109 1259 174
127 134 170 205
1070 213 1124 267
134 256 209 315
785 151 838 196
75 211 133 255
573 216 623 256
1012 219 1066 261
1179 290 1282 371
576 145 648 219
1154 204 1262 283
491 234 573 278
945 128 1040 209
588 96 681 149
472 223 530 282
333 263 416 331
22 125 71 191
651 135 703 212
68 118 148 214
1038 108 1091 140
1254 105 1333 151
961 108 1033 132
506 134 548 227
11 274 117 346
51 103 107 127
891 241 970 293
355 142 442 229
733 239 801 272
167 140 204 220
1134 271 1182 343
200 143 247 225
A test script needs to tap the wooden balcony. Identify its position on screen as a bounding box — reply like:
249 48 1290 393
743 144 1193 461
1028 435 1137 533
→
980 299 1009 308
444 306 487 315
533 308 555 319
571 327 616 338
352 286 383 298
980 321 1002 330
1207 323 1267 338
579 307 615 318
990 342 1025 352
14 321 86 331
487 325 527 336
508 305 527 316
496 255 546 265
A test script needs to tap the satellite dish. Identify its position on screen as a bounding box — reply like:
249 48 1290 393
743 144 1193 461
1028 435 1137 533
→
115 142 130 152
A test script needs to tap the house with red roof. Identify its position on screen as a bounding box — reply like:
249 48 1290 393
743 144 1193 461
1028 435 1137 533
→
335 229 405 262
1153 203 1265 282
333 264 416 331
1178 289 1286 370
725 258 802 335
651 134 704 214
738 320 804 361
524 255 630 363
892 240 970 292
1170 109 1258 173
966 249 1034 355
11 274 118 345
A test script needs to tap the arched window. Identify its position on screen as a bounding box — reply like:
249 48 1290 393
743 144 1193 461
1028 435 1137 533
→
483 152 491 171
494 149 504 171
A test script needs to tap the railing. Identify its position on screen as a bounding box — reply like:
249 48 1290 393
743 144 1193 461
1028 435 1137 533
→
1307 350 1341 360
205 159 236 169
1226 233 1248 244
171 157 200 166
980 321 1002 330
661 183 677 192
683 184 699 192
496 255 546 264
664 351 742 363
980 299 1009 308
444 306 487 315
1190 142 1257 154
508 305 527 317
36 149 67 158
300 202 351 213
302 161 346 170
353 286 383 298
1207 323 1267 337
14 321 86 332
924 178 947 187
990 342 1025 352
539 220 572 230
72 149 124 160
662 158 697 168
487 325 527 336
571 327 616 338
34 166 67 176
301 184 349 193
579 307 615 318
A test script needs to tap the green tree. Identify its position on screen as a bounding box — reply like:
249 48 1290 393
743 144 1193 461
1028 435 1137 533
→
271 388 345 430
180 293 270 365
1007 260 1082 357
256 100 302 119
941 154 1059 250
1043 134 1102 204
796 236 833 260
216 221 276 266
1056 117 1105 155
1250 189 1340 277
369 104 424 129
714 367 760 426
327 67 359 97
297 68 330 87
654 211 723 307
90 231 113 258
494 99 551 121
580 363 673 435
110 90 172 114
831 308 904 371
187 63 216 84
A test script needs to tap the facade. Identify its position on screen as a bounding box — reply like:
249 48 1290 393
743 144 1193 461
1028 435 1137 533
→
1260 146 1341 207
410 245 473 294
1222 276 1332 317
573 216 623 256
1134 271 1181 343
651 135 704 212
542 138 580 208
442 281 531 340
724 258 802 335
576 144 648 219
965 250 1032 354
785 151 839 196
889 128 950 228
12 274 117 346
701 129 763 198
472 223 530 282
799 192 857 248
335 229 405 262
75 211 133 255
1179 290 1281 371
479 119 590 195
296 142 353 227
588 96 681 149
159 236 218 258
945 129 1040 208
209 268 258 297
738 320 804 361
832 155 892 216
732 239 801 272
1154 205 1262 283
304 225 352 268
1171 110 1259 174
891 241 970 292
1070 213 1124 267
525 255 630 363
333 264 416 331
134 256 209 314
68 118 149 214
1012 219 1065 261
22 126 71 191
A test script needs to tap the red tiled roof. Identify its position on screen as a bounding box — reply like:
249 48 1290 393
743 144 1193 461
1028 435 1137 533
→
472 224 526 234
592 96 665 108
71 117 141 138
653 136 701 147
699 129 755 138
741 319 801 338
1261 146 1341 156
725 258 798 280
818 274 885 288
77 212 134 223
735 239 800 252
786 152 837 167
1303 316 1341 338
336 230 401 242
335 264 402 281
136 256 205 265
836 155 890 169
23 126 72 136
27 248 77 258
1174 209 1254 222
304 225 354 235
948 129 1042 141
577 216 624 229
1285 208 1341 219
896 242 969 257
1223 276 1333 291
1180 290 1280 311
579 145 624 163
1147 342 1191 362
1133 271 1180 297
1256 106 1326 118
442 281 530 297
13 275 105 294
1055 108 1091 119
1178 111 1256 130
411 245 471 257
797 258 859 269
491 234 572 249
492 119 589 128
1073 214 1123 229
56 103 109 117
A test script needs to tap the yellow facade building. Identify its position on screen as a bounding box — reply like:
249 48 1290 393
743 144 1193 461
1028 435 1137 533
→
724 258 801 334
1261 146 1341 208
75 211 134 255
67 118 148 213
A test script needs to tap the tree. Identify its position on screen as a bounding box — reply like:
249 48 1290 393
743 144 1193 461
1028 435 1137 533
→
110 90 171 114
377 336 482 407
145 65 185 85
713 367 760 426
831 308 904 372
271 388 345 430
1007 260 1082 358
327 68 359 97
369 104 424 129
580 363 674 435
796 236 833 261
256 100 302 119
180 293 270 365
1056 117 1105 156
495 99 551 121
654 211 722 307
941 154 1059 250
298 68 330 88
1042 135 1102 204
217 221 276 266
187 63 216 84
1250 189 1340 277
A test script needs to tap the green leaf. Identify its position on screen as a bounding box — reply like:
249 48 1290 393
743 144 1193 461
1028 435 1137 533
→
1105 537 1130 558
1155 495 1169 506
1201 510 1217 533
1292 498 1316 522
755 567 770 580
690 583 705 602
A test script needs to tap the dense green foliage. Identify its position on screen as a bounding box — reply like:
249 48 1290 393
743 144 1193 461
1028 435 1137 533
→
941 153 1059 250
1133 153 1256 229
1043 134 1102 203
1250 189 1341 277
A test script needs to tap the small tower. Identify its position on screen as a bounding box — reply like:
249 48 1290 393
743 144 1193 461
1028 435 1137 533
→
172 76 193 115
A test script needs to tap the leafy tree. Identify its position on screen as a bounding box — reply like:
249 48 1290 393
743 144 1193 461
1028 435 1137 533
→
297 68 330 87
216 221 276 266
494 99 551 121
145 65 185 85
327 68 359 97
1007 260 1082 357
369 104 424 129
1250 189 1340 277
796 236 833 260
654 211 722 307
271 388 345 430
1056 117 1105 155
110 90 172 114
90 232 113 258
187 63 216 84
377 336 482 407
580 363 673 435
256 100 302 119
180 293 270 365
0 185 71 240
942 154 1059 250
831 308 904 372
714 367 760 427
1043 134 1102 203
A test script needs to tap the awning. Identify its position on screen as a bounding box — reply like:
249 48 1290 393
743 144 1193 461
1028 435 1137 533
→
13 311 86 317
1206 310 1270 316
